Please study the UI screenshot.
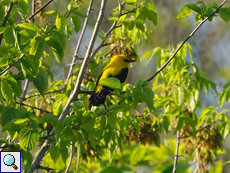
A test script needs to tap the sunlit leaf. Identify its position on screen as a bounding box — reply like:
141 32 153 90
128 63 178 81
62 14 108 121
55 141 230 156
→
177 6 194 20
219 7 230 22
99 77 122 90
19 127 39 150
71 16 81 33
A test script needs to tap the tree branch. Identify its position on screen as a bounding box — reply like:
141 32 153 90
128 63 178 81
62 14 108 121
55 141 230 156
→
0 0 14 44
21 0 36 103
173 130 180 173
147 0 228 82
17 102 51 113
0 54 25 76
90 0 124 59
27 0 54 21
64 142 74 173
28 1 108 172
36 165 55 172
66 0 94 81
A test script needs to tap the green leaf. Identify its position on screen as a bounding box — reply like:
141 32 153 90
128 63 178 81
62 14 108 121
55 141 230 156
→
3 26 15 45
19 22 41 32
1 106 20 128
147 1 157 25
186 3 202 13
132 88 138 109
33 67 48 96
62 126 74 141
19 127 39 151
45 10 57 15
51 47 64 64
1 75 22 102
65 25 72 40
59 140 68 164
29 35 45 58
219 7 230 22
135 20 145 32
21 55 39 77
209 161 223 173
2 118 29 131
74 11 88 18
89 132 96 149
107 111 117 129
37 113 58 125
177 6 194 20
141 47 160 65
108 17 119 21
135 78 149 89
130 146 146 164
99 77 122 90
50 142 60 163
209 2 218 9
0 4 5 24
124 0 136 5
161 116 170 136
71 100 86 110
137 90 154 110
71 16 81 33
219 92 226 108
98 34 106 40
99 166 122 173
55 122 64 142
186 117 196 137
223 82 230 90
178 87 184 107
56 14 66 31
19 0 29 13
82 112 95 132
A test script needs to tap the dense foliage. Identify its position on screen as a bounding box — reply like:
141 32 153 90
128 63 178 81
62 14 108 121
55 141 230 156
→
0 0 230 172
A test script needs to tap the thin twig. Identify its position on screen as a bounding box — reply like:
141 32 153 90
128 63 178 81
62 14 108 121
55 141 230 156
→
66 0 94 81
36 165 55 171
180 123 215 139
64 142 74 173
0 54 25 76
27 0 54 21
21 0 36 103
0 143 16 151
17 102 51 113
0 0 14 44
173 130 180 173
147 0 228 82
28 1 108 172
90 1 125 59
24 89 64 100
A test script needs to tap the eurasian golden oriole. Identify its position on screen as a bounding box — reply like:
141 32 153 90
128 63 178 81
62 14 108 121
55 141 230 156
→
89 54 136 109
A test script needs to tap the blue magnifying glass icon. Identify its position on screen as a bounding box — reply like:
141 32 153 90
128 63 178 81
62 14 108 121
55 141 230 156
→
3 154 18 170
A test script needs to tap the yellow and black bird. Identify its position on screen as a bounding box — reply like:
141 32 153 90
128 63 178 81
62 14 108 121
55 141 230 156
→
89 54 136 109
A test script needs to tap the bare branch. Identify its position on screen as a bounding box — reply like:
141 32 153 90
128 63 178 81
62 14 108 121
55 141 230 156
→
0 0 14 44
0 54 25 76
27 0 54 21
66 0 94 81
29 1 108 172
36 165 55 172
65 142 74 173
173 130 180 173
147 0 228 82
21 0 36 103
90 1 125 59
17 102 51 114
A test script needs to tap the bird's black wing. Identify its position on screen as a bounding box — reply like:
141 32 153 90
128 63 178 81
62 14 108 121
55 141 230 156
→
89 67 129 108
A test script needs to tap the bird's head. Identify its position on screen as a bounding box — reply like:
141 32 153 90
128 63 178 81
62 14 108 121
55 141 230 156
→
110 54 136 67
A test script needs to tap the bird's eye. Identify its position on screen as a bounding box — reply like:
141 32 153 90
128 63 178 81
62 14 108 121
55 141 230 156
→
123 59 130 62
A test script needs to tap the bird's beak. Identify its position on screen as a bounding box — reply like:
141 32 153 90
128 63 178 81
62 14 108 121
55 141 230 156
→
129 59 136 62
